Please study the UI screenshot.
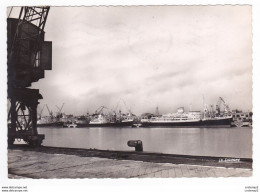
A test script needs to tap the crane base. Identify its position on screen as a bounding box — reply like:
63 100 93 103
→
8 134 45 148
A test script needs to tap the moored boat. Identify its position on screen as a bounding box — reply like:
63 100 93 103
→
87 114 134 127
140 98 233 128
37 116 63 127
141 112 232 128
141 107 203 127
84 105 135 127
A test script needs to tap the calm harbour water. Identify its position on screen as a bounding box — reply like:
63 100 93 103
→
38 126 252 158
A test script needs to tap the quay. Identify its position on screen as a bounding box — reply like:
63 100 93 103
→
8 145 252 178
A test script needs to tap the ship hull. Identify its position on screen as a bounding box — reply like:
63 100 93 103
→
141 118 232 128
76 123 90 128
81 121 134 127
37 122 64 127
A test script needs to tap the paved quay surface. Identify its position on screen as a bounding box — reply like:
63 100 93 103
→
8 149 252 178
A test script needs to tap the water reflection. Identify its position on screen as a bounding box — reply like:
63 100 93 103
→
38 127 252 158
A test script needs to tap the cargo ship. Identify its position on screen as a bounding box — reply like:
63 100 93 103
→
75 115 91 128
37 116 64 127
37 104 65 127
87 113 134 127
82 105 135 127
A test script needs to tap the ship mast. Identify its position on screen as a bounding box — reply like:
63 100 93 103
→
155 105 160 117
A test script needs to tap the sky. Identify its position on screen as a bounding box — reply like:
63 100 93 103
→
8 6 252 116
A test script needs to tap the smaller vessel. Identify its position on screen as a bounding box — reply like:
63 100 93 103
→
231 110 252 127
132 123 142 128
234 119 252 127
63 121 77 128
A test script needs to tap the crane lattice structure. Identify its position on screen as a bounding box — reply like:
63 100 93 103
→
216 97 231 116
7 6 52 147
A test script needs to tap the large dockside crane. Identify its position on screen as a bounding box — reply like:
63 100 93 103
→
216 97 230 116
7 7 52 147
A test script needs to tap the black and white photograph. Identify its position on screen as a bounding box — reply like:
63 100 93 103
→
1 1 260 192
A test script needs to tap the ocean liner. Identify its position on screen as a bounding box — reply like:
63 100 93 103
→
141 98 233 128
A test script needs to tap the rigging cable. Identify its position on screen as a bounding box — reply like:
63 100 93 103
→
8 7 13 18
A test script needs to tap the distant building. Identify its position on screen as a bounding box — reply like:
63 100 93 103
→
232 109 252 122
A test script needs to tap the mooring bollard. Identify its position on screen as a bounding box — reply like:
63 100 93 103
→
127 140 143 152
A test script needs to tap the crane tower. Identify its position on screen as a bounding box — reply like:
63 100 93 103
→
7 7 52 147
